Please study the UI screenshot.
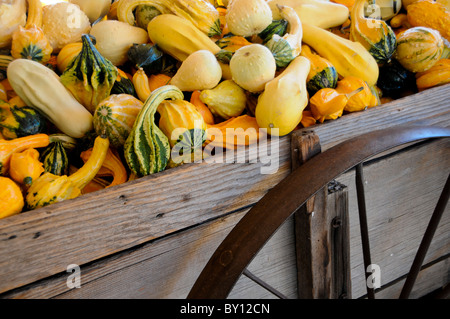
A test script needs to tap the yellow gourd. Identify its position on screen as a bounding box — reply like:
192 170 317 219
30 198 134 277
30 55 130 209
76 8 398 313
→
11 24 53 64
415 59 450 91
9 148 44 187
26 134 109 209
133 68 152 102
200 80 247 120
309 86 364 123
170 50 222 92
0 176 24 219
56 42 82 73
255 56 311 136
407 0 450 42
230 44 277 93
0 0 27 49
336 76 380 112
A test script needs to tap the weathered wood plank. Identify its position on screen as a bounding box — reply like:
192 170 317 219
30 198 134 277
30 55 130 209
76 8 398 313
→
336 139 450 298
291 131 331 299
0 84 448 296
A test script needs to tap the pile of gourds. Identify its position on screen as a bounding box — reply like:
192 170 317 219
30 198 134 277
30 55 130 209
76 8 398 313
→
0 0 449 219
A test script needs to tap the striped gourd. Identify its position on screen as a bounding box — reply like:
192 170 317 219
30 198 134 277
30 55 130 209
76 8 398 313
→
350 0 397 65
0 55 13 72
93 94 144 149
60 34 118 113
0 106 48 140
394 27 444 73
124 85 184 177
39 141 69 176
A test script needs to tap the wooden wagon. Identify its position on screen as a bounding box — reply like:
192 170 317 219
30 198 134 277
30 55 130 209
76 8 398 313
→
0 84 449 299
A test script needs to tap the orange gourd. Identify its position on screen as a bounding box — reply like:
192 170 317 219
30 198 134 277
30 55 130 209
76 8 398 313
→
335 76 380 112
0 177 24 219
148 73 172 92
11 25 53 64
80 147 128 188
407 0 450 41
190 90 215 125
9 148 44 186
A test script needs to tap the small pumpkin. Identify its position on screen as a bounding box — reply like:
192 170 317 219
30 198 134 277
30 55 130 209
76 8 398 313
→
225 0 272 37
394 26 444 73
11 25 53 64
9 148 44 187
0 177 24 219
93 94 144 149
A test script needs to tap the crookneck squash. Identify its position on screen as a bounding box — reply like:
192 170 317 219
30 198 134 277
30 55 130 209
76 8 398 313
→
124 85 184 177
26 134 109 210
60 34 118 113
350 0 397 65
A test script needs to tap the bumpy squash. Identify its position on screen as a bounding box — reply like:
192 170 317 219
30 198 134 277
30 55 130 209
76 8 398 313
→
60 34 118 114
394 26 444 73
0 105 47 140
336 76 380 112
124 85 184 176
200 80 247 120
9 148 44 186
350 0 397 64
118 0 221 37
11 25 53 64
170 50 222 92
230 44 277 93
255 56 311 136
225 0 272 37
26 134 109 209
407 0 450 42
300 44 338 95
265 5 303 68
40 141 69 176
93 94 144 149
302 22 379 86
0 176 24 219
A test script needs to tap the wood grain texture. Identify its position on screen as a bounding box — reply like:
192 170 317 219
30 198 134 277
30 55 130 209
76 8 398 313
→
0 84 448 297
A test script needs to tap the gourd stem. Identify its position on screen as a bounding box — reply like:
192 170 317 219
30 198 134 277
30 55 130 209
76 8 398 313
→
345 86 364 99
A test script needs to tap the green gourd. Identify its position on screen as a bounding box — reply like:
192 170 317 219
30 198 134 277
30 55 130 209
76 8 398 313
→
0 106 47 140
60 34 118 113
39 141 69 176
124 85 184 176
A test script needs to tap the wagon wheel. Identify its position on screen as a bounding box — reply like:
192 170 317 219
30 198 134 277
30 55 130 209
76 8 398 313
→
187 125 450 299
